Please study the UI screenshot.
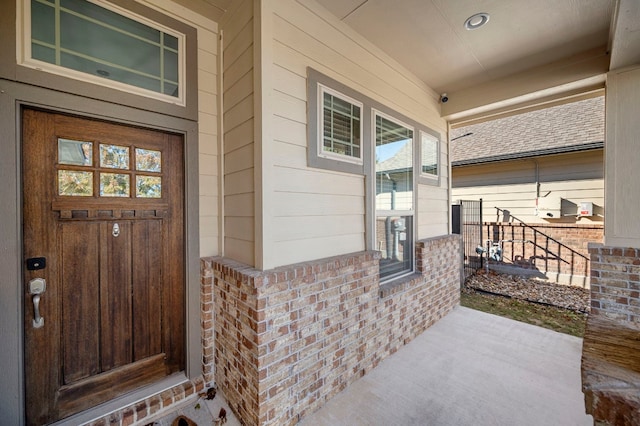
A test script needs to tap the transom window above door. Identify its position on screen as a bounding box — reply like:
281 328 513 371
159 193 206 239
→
25 0 184 104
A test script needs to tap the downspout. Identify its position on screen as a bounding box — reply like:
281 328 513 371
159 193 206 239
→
531 158 539 215
218 29 225 256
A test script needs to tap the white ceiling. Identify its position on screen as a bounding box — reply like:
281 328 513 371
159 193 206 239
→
182 0 640 119
313 0 615 95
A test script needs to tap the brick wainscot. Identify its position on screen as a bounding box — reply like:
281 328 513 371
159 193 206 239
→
582 244 640 425
203 234 461 425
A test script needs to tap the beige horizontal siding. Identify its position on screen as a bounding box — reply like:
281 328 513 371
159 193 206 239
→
221 0 255 266
452 151 604 224
266 0 447 267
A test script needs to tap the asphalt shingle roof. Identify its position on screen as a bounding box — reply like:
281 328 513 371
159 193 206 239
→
450 96 604 165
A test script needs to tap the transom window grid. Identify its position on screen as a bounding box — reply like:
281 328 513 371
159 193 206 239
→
318 85 363 164
26 0 184 105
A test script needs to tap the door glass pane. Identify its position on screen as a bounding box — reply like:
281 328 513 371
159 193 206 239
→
136 176 162 198
100 144 130 169
58 170 93 196
100 173 130 197
135 148 161 172
58 139 92 166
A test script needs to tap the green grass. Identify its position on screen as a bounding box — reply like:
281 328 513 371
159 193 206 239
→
460 289 587 338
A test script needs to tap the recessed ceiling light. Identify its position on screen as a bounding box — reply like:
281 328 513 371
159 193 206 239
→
464 12 490 30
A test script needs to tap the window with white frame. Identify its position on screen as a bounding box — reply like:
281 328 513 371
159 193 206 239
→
420 131 439 178
25 0 184 104
374 111 414 281
307 68 442 284
318 85 363 164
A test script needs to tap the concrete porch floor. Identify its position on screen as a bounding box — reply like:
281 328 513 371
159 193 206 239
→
300 306 592 426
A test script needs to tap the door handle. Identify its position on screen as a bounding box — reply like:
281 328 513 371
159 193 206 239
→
32 294 44 328
29 278 46 328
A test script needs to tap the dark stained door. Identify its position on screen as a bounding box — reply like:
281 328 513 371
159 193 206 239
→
22 109 185 425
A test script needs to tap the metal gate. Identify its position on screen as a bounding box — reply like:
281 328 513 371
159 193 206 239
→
453 199 483 282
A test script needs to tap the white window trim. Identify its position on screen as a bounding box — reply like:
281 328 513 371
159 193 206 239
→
419 130 440 181
317 83 364 165
18 0 186 106
372 109 416 283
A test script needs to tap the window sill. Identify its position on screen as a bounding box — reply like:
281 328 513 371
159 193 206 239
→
379 272 422 298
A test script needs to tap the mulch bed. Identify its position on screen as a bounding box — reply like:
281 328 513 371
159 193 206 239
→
464 270 590 313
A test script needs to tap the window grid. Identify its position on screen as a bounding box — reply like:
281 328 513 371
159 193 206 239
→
31 0 179 97
320 86 362 163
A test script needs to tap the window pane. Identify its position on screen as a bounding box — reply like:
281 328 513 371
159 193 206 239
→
60 52 162 93
32 1 55 45
421 132 438 176
375 114 413 211
100 173 130 197
135 148 161 172
322 90 361 160
58 170 93 196
376 216 413 280
163 49 178 82
61 0 160 43
136 176 162 198
100 144 130 169
32 43 55 63
58 139 92 166
164 34 179 50
30 0 181 98
60 11 161 77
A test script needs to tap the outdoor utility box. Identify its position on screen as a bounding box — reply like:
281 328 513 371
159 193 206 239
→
579 201 594 217
537 196 562 218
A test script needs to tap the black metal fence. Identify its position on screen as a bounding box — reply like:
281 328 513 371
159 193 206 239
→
452 199 483 282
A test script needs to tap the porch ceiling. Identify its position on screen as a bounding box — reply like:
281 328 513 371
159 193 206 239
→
179 0 640 119
304 0 640 119
313 0 613 95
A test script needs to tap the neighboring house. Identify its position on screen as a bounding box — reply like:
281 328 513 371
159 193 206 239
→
1 1 640 426
451 95 605 284
452 94 605 224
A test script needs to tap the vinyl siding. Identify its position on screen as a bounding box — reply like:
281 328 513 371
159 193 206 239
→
221 0 255 266
605 67 640 246
138 0 221 258
452 150 604 224
266 0 448 268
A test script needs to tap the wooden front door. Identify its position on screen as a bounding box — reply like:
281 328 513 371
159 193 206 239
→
22 109 185 425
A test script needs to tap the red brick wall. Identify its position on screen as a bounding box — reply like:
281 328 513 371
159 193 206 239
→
589 244 640 322
484 222 603 279
206 234 461 425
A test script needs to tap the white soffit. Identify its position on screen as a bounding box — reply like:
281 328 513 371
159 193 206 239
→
315 0 614 94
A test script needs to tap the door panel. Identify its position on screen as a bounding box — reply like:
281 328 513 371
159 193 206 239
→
23 109 185 425
132 220 163 361
60 221 101 383
100 221 133 371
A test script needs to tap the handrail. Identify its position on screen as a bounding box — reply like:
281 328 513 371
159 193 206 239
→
493 207 589 261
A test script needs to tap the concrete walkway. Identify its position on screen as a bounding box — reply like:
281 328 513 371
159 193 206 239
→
301 306 592 426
